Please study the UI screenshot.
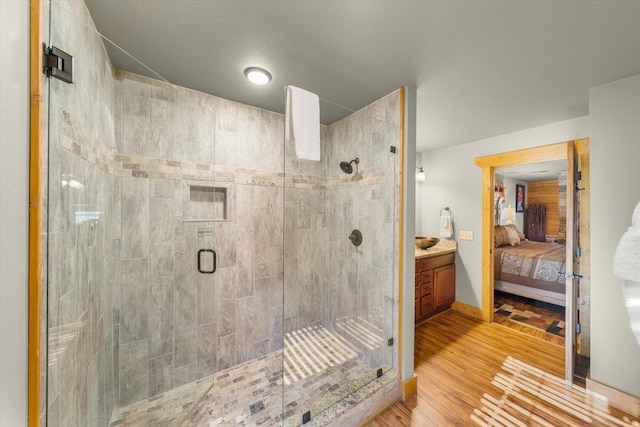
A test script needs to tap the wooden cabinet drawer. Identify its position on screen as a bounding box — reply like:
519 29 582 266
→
420 271 433 284
415 273 420 286
420 252 455 271
415 286 421 299
420 283 433 297
420 295 434 317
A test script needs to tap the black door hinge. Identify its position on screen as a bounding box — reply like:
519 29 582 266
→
43 44 73 84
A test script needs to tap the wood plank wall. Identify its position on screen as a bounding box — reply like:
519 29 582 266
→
527 180 559 237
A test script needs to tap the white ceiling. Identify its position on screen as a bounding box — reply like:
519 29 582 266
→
496 159 567 183
84 0 640 153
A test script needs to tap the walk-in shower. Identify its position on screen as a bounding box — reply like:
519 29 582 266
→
41 0 400 425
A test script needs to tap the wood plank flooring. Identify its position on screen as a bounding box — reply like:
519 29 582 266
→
366 310 639 426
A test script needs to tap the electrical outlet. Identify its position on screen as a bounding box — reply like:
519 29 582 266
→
460 230 473 240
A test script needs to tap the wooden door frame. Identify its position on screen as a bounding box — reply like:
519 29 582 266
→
475 141 570 321
475 139 589 381
29 0 43 424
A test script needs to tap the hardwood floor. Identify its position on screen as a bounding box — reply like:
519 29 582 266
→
366 310 639 426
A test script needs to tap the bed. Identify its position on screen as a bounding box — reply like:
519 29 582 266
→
493 225 567 307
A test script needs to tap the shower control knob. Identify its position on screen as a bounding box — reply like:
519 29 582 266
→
348 229 363 247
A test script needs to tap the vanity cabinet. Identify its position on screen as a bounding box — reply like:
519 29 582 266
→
415 252 455 323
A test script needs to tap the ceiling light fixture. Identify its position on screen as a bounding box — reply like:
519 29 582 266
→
244 67 272 85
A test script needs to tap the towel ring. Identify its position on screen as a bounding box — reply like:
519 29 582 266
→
440 207 451 216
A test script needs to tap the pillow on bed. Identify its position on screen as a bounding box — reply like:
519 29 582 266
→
494 226 508 247
505 224 525 240
494 225 521 247
504 225 521 246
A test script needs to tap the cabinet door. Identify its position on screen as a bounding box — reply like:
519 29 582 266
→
434 264 455 311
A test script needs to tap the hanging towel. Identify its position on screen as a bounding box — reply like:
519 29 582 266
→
614 201 640 282
285 85 320 161
614 201 640 348
439 215 453 239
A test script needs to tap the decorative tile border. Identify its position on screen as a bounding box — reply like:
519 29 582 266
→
59 132 392 190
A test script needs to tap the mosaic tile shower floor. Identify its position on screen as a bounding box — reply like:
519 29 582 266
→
109 323 389 427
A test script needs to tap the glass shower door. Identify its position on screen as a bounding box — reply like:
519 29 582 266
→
282 96 399 426
44 3 289 425
42 1 233 425
44 0 123 425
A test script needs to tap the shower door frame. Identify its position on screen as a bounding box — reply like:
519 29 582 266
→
28 0 45 424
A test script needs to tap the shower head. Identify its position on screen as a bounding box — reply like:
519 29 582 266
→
340 161 353 174
340 157 359 174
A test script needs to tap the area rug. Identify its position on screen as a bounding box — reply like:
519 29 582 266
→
494 303 565 338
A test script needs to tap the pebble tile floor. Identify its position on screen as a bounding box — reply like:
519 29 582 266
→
109 323 389 427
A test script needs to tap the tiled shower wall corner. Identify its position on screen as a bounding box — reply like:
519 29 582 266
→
282 92 400 421
323 93 400 369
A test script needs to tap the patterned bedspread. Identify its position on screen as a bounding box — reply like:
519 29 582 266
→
494 241 566 294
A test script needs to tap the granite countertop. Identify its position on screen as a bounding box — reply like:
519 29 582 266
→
415 239 457 259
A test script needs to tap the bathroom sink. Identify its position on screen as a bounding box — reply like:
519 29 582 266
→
415 237 439 249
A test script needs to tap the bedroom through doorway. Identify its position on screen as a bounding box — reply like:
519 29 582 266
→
476 140 591 386
493 160 568 345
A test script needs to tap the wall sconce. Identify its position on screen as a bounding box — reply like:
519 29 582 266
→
416 165 426 182
501 205 516 224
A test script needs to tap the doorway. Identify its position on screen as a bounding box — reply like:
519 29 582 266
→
475 140 590 385
492 160 567 346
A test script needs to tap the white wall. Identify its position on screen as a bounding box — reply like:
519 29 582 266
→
401 86 417 385
419 116 588 307
0 0 29 425
415 152 423 236
589 74 640 397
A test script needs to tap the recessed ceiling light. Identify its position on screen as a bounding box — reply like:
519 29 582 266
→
244 67 272 85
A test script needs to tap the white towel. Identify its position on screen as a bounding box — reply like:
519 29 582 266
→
285 85 320 161
615 201 640 348
439 215 453 239
614 201 640 282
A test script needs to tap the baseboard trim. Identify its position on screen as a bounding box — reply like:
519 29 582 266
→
586 378 640 417
357 392 400 426
400 374 418 401
451 301 483 320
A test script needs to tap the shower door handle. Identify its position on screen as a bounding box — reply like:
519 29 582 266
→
197 249 216 274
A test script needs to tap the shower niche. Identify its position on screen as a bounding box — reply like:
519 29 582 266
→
183 181 233 221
